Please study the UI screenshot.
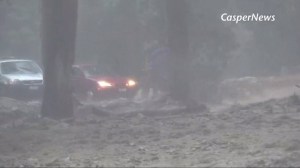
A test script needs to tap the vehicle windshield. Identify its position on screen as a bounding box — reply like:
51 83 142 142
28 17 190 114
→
1 61 42 75
81 65 115 77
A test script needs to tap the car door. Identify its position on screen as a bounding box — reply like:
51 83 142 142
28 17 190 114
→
71 67 87 94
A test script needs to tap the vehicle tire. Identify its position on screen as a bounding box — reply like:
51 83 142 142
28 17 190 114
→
86 90 94 102
0 87 3 97
0 84 7 97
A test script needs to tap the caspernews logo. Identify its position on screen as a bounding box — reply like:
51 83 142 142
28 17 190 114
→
221 13 275 23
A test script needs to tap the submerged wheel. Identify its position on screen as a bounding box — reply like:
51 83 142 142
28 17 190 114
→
0 84 8 97
86 90 94 101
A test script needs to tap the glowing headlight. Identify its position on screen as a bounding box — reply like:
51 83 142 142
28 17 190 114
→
98 81 112 88
7 79 20 85
126 79 136 87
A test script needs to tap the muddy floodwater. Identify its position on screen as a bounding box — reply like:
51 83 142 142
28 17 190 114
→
0 75 300 167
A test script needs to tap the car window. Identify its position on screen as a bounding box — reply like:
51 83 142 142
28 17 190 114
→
81 65 115 76
1 61 42 75
72 67 84 77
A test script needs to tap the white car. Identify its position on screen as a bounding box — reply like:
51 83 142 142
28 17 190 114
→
0 58 43 98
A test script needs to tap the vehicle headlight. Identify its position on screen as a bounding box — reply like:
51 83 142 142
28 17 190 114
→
98 81 113 88
6 79 21 85
126 79 136 87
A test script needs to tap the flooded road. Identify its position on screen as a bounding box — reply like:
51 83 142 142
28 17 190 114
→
0 74 300 167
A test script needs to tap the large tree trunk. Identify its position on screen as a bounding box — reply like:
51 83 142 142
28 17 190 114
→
166 0 190 104
41 0 78 119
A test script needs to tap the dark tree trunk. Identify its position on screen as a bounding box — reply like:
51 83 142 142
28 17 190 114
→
41 0 78 119
166 0 190 104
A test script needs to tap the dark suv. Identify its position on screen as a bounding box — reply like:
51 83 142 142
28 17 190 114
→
72 64 138 100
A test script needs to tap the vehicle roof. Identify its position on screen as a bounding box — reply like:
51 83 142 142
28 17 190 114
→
0 59 35 63
73 64 96 68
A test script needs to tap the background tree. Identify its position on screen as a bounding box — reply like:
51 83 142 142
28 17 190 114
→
166 0 190 104
0 0 40 60
188 0 237 102
3 0 300 104
41 0 78 119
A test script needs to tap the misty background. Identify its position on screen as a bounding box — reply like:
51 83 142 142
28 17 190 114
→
1 0 300 102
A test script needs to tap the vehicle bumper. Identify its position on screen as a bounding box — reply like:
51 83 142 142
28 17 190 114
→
3 84 44 99
94 87 138 99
